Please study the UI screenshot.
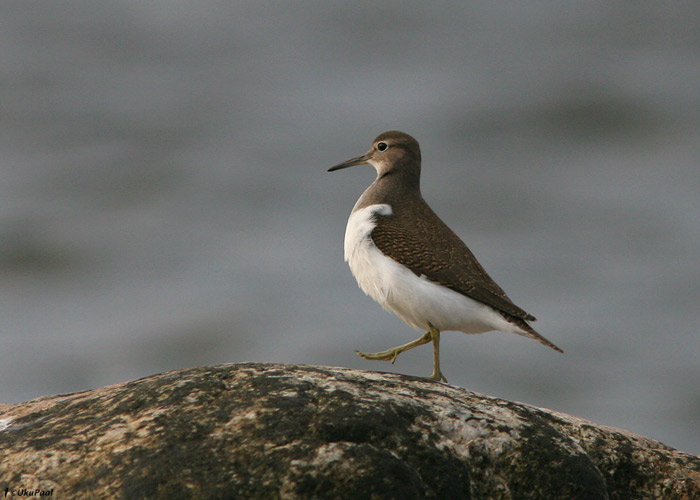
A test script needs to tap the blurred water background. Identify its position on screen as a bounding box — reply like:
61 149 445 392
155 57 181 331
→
2 2 699 454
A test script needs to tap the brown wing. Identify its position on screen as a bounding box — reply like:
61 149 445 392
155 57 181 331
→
370 202 536 322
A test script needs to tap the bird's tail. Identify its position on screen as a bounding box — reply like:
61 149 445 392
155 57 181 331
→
511 317 564 353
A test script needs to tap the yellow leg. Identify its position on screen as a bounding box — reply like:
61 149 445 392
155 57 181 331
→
427 325 447 383
357 324 447 383
357 331 432 363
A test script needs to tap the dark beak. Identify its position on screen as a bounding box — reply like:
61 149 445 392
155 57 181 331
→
328 153 370 172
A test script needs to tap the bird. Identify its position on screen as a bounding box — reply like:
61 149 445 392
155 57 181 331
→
328 131 562 382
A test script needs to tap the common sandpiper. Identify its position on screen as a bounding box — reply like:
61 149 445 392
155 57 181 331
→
328 131 562 382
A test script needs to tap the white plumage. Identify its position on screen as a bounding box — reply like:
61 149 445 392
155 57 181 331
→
344 204 524 337
329 130 561 381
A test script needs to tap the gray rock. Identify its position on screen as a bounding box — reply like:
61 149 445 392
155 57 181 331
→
0 363 698 499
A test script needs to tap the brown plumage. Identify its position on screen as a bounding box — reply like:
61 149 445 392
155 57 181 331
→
329 131 562 381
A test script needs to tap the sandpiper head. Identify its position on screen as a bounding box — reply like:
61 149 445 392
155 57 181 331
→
328 131 421 181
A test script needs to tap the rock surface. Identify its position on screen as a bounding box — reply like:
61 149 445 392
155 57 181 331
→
0 363 698 499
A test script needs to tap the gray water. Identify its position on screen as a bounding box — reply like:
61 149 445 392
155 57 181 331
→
2 2 699 455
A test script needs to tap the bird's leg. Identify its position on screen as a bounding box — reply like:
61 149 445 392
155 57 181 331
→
427 324 447 383
357 331 432 363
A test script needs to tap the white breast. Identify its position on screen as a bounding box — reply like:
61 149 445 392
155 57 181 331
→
343 204 524 336
344 204 395 306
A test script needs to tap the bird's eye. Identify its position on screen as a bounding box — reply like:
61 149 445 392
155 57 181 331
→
377 142 388 151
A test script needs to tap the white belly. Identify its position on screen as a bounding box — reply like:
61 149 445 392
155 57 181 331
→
343 204 523 335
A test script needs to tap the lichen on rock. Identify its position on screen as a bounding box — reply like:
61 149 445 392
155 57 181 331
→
0 363 698 499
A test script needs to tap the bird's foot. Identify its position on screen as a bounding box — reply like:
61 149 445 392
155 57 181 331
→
356 331 433 364
427 370 448 383
356 348 401 363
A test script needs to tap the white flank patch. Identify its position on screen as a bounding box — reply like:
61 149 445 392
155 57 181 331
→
343 204 524 335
